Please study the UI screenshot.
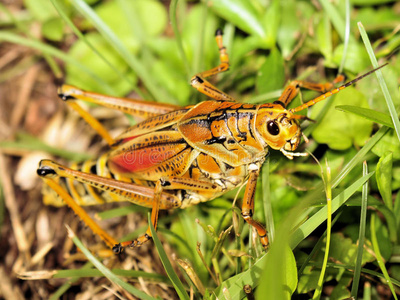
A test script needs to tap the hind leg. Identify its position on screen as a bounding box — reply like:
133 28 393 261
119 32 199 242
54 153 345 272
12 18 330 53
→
37 159 181 252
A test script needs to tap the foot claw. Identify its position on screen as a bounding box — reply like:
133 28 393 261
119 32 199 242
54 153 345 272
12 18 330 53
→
112 243 123 254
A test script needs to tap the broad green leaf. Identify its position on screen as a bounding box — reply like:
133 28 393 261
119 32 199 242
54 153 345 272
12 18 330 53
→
358 22 400 145
330 276 352 300
390 265 400 282
66 32 136 95
70 0 175 103
261 0 280 48
95 0 167 47
332 43 370 73
316 14 333 65
329 234 374 267
214 254 267 299
277 0 303 58
291 172 375 249
372 129 400 159
151 61 190 105
269 173 301 223
298 234 374 294
373 214 392 261
347 195 397 243
298 265 329 294
181 4 219 72
335 105 394 128
370 214 398 300
51 0 130 87
357 64 400 114
24 0 59 22
256 48 285 94
256 246 297 300
311 86 373 150
208 0 266 39
376 152 393 210
324 148 359 186
42 17 64 41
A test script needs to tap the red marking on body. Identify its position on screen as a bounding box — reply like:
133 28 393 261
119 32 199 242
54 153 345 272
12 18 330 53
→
109 144 187 174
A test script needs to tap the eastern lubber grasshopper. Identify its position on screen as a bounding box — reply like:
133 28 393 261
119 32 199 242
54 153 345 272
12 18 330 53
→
37 29 385 254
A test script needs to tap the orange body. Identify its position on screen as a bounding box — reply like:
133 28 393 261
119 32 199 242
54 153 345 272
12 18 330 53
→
37 28 385 252
89 100 299 209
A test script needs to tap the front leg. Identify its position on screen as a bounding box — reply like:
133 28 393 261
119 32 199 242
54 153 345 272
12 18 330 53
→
241 167 269 249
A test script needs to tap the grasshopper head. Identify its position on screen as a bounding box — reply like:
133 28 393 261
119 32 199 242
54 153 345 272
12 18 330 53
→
254 64 387 159
256 104 302 153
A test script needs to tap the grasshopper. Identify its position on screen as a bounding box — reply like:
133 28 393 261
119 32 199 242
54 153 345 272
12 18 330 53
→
37 29 385 253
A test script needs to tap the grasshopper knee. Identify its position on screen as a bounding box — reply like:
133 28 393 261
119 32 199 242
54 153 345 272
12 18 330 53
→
37 159 61 178
57 85 78 101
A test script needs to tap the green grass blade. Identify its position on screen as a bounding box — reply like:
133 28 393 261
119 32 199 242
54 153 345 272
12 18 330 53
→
358 22 400 143
70 0 176 104
307 261 400 287
312 163 332 300
262 157 274 243
338 0 351 74
0 3 62 78
53 268 168 282
214 254 268 299
0 31 116 94
49 281 75 300
96 205 147 219
363 281 371 300
347 196 397 243
158 228 195 259
50 0 130 87
66 226 157 300
149 215 190 300
248 89 282 103
215 172 371 299
116 0 145 42
332 126 389 188
350 161 369 299
170 0 191 79
319 0 355 43
303 96 335 137
336 105 394 128
370 214 398 300
376 152 394 210
290 172 374 249
49 263 93 300
298 212 342 277
0 132 93 161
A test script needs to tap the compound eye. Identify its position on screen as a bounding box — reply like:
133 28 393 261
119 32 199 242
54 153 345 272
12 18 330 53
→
267 121 280 136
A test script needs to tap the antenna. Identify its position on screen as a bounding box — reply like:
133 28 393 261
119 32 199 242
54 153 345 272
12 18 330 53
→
290 63 388 114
